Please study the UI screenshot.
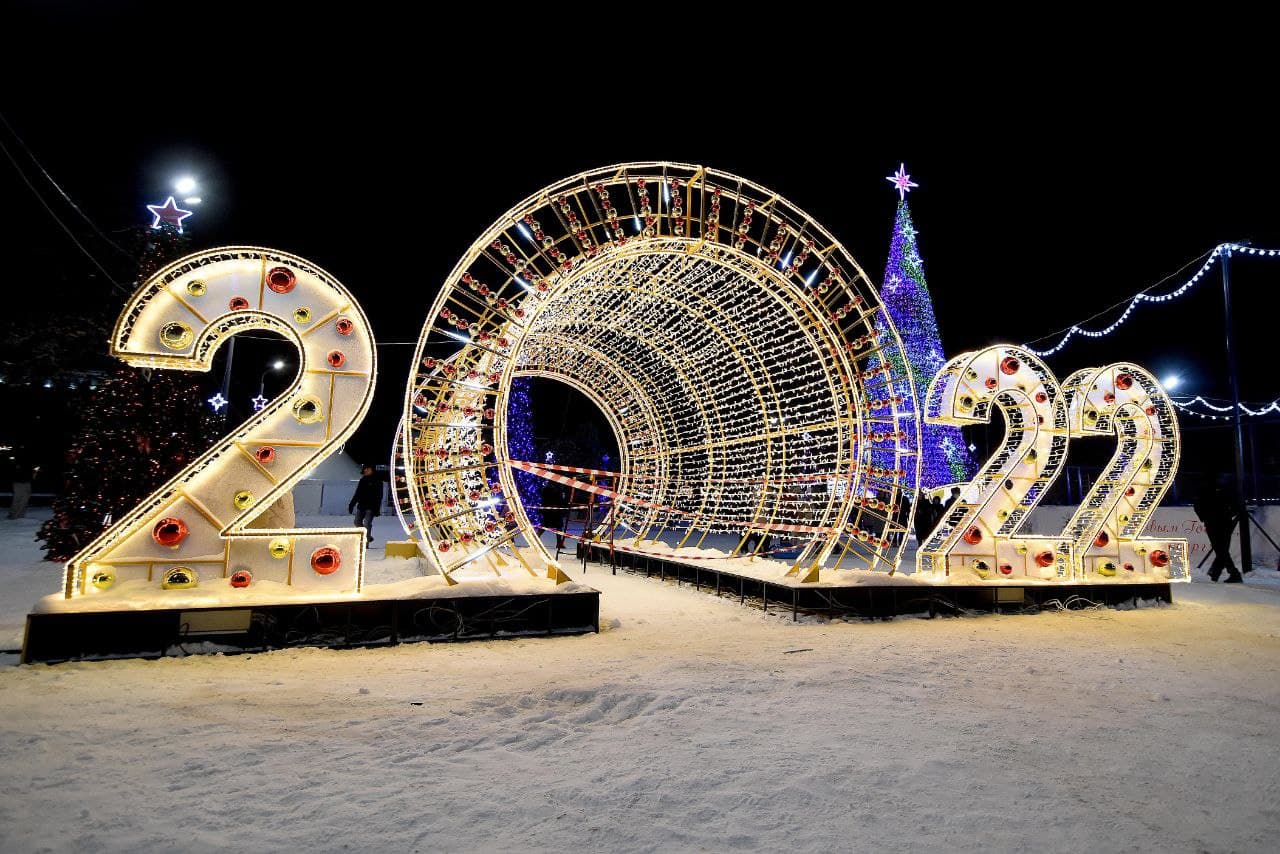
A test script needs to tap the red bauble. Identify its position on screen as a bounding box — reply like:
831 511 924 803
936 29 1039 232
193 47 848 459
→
1094 531 1110 548
229 296 250 311
1149 550 1170 568
1035 550 1055 568
230 569 252 588
327 350 347 369
153 517 189 548
998 563 1014 576
438 540 452 553
984 377 997 390
310 547 341 575
335 317 355 335
1116 373 1134 390
962 526 982 545
1000 356 1020 375
267 266 297 294
256 446 277 464
1035 391 1048 403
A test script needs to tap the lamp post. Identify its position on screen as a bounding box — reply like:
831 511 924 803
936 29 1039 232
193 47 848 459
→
252 360 287 411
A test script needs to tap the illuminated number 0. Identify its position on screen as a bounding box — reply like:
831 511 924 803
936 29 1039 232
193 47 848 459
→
65 247 376 598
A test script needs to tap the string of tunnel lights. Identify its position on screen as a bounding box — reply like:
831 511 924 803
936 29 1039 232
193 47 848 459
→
402 163 922 583
1024 243 1280 357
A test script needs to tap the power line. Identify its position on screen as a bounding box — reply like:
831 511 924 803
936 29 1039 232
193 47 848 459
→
0 110 134 259
0 134 130 295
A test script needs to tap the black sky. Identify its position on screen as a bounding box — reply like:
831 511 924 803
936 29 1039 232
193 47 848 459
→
3 8 1277 471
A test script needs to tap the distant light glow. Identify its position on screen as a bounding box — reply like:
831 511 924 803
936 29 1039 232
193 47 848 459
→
183 197 202 205
174 176 197 195
272 359 286 370
1163 374 1181 390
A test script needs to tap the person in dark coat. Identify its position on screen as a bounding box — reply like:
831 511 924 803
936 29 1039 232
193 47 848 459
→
1194 473 1243 583
913 491 938 545
544 483 568 550
348 465 382 545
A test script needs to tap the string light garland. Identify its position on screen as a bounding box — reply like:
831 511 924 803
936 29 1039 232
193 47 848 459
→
1170 395 1280 420
1024 243 1280 357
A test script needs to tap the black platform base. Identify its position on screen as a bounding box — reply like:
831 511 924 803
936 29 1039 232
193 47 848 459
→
579 543 1173 621
21 590 601 664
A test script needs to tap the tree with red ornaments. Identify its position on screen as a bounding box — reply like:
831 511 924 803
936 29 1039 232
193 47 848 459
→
37 219 218 561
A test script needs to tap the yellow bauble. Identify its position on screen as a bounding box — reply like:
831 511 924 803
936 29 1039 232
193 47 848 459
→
159 321 193 350
186 279 207 296
294 307 313 324
233 490 254 510
90 566 116 590
1098 562 1118 577
161 567 199 589
972 559 990 579
269 538 291 559
291 395 324 424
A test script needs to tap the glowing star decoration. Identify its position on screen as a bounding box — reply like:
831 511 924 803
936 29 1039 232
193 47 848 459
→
885 163 918 201
146 196 194 232
251 394 268 411
207 392 228 412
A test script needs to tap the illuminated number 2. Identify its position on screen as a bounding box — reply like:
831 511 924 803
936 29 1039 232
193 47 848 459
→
1060 364 1187 580
917 345 1073 580
65 247 376 598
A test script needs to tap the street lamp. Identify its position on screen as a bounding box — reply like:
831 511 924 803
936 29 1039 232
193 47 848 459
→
1163 374 1182 391
252 360 288 411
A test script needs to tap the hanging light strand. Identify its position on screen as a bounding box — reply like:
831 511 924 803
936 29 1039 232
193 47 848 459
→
1170 395 1280 420
1025 243 1280 357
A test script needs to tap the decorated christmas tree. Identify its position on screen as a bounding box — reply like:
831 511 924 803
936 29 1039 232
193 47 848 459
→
37 204 217 560
875 165 976 489
37 367 218 560
506 375 543 529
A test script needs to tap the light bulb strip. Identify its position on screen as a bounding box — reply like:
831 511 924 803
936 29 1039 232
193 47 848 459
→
1024 243 1280 357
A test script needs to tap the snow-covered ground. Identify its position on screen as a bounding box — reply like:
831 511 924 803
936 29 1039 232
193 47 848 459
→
3 511 1280 852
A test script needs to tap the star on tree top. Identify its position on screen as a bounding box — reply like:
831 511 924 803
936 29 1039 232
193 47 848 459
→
885 163 918 201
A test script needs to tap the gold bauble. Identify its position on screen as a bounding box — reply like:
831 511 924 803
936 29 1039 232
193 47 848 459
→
292 395 324 424
159 321 193 350
233 490 254 510
269 538 291 559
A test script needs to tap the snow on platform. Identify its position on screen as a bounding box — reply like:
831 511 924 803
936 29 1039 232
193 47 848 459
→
3 512 1280 851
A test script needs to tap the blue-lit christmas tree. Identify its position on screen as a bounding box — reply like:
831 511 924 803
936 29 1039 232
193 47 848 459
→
506 375 542 528
876 164 976 489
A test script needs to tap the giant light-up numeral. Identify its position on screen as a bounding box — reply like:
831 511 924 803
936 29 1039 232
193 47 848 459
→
917 346 1073 581
1060 364 1187 580
64 247 376 598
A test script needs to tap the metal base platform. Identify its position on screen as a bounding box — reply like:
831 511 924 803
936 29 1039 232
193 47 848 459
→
579 543 1173 620
21 589 601 664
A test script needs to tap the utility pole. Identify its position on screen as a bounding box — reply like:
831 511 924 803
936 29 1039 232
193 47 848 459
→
1221 244 1252 572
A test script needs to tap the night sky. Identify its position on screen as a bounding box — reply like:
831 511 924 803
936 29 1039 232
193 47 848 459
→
3 10 1276 486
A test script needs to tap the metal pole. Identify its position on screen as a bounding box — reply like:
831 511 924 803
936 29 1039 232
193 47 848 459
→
1222 245 1253 572
219 337 236 418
